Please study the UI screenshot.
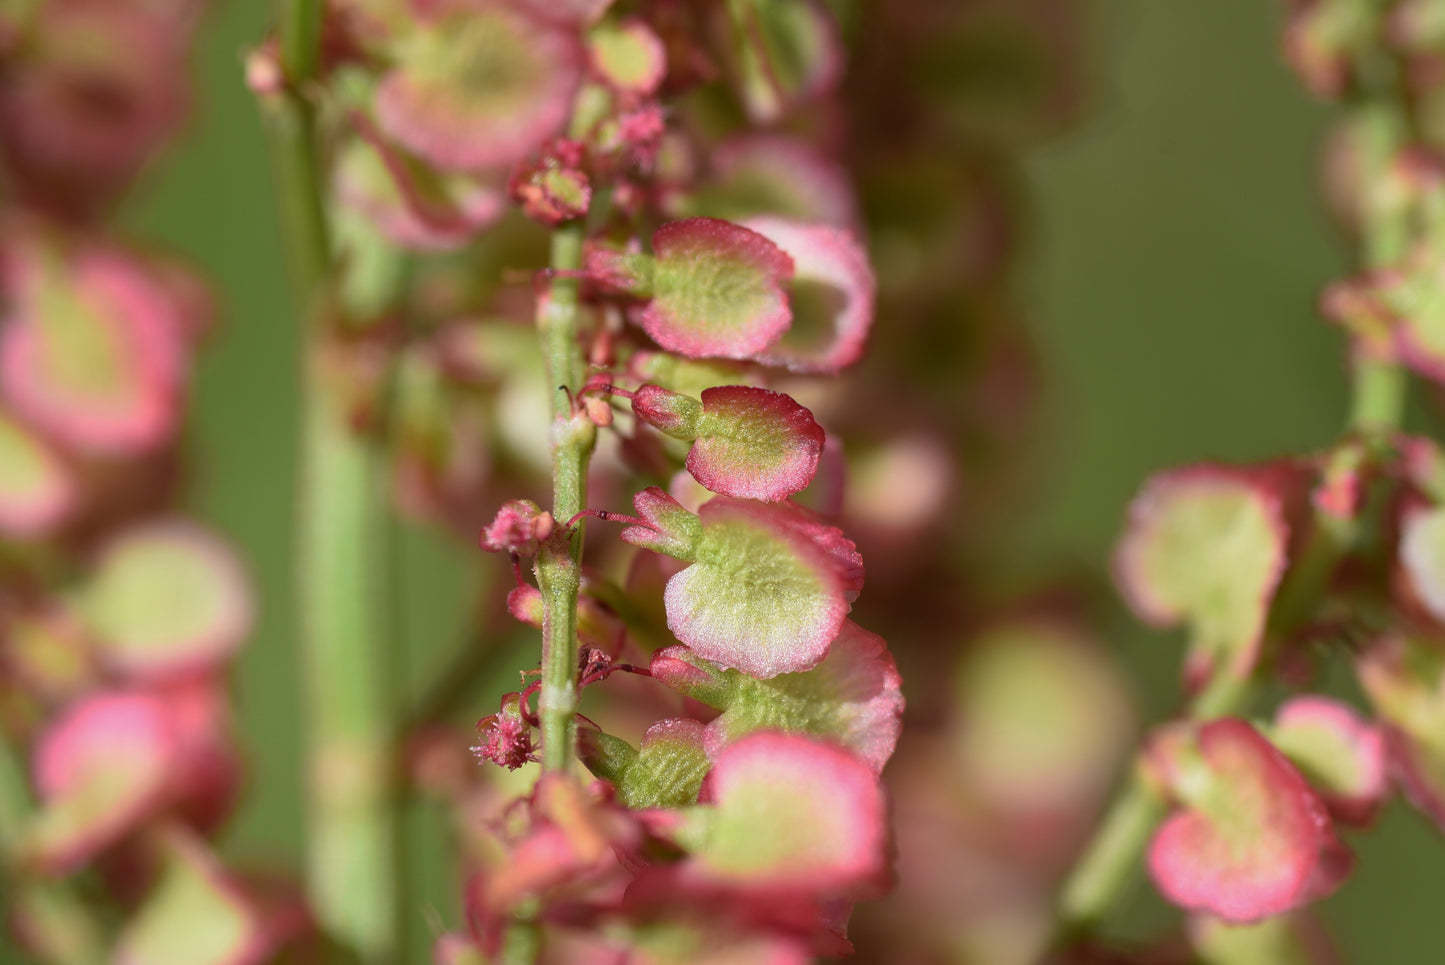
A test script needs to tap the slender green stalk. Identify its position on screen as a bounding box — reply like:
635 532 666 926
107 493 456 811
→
279 0 324 84
1350 101 1410 438
0 739 103 965
1055 774 1168 934
263 3 399 961
535 223 596 773
294 381 398 964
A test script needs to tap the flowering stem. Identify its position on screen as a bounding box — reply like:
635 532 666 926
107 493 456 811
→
1055 88 1410 948
535 222 596 773
264 2 400 961
0 738 103 965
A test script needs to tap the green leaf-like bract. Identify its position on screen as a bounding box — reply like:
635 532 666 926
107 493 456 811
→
616 720 712 808
651 621 902 773
640 218 794 360
0 412 72 538
657 497 862 678
678 732 886 894
81 521 251 680
113 830 262 965
1115 466 1287 678
376 1 581 172
1401 504 1445 624
1147 719 1351 923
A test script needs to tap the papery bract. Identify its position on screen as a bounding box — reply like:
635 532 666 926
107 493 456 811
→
375 0 583 172
0 2 191 217
1270 696 1389 827
629 384 824 501
598 102 667 172
1399 502 1445 624
687 386 824 501
589 18 667 97
677 732 887 896
630 218 795 360
335 135 505 251
729 0 843 123
0 605 96 706
0 411 75 539
684 135 858 229
1146 719 1352 923
1114 466 1289 679
584 717 712 808
156 677 246 837
629 495 862 678
1282 0 1357 98
1356 634 1445 833
951 619 1135 818
469 774 641 951
80 520 253 681
1 245 185 455
113 828 270 965
628 351 760 403
29 690 177 873
741 217 876 374
651 621 903 774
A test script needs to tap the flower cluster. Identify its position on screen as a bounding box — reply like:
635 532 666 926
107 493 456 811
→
1054 3 1445 959
397 0 911 954
310 1 1131 960
0 3 300 962
266 0 913 956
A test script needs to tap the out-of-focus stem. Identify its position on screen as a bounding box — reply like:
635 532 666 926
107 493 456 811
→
535 223 595 773
294 369 397 965
1351 102 1410 436
279 0 323 86
264 2 399 962
1055 773 1167 936
0 739 103 965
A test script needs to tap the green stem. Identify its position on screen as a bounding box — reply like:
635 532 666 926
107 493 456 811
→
1055 774 1168 934
295 380 398 965
535 223 595 774
264 3 399 961
1053 669 1257 938
0 739 103 965
279 0 323 85
1349 357 1406 436
1350 101 1410 438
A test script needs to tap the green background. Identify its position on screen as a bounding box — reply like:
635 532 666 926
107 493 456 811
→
13 0 1438 961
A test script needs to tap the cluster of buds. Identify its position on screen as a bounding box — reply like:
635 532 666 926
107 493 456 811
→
0 2 304 962
1054 4 1445 961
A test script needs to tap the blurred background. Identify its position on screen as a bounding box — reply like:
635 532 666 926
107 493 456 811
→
13 0 1437 961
